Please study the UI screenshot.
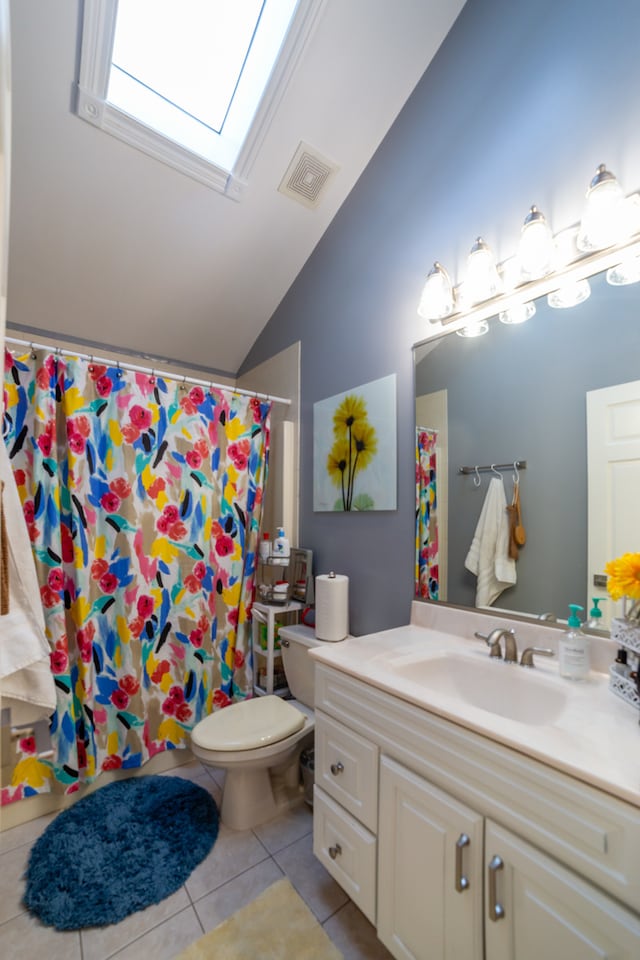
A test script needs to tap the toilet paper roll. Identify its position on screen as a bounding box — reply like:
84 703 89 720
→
315 573 349 642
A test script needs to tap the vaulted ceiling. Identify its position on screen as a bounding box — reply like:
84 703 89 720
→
7 1 465 376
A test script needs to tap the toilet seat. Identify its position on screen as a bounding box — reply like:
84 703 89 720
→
191 695 306 752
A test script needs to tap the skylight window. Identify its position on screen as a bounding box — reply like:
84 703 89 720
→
76 0 321 197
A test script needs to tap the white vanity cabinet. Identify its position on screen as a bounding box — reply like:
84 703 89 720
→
313 663 640 960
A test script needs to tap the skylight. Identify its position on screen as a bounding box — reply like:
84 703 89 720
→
76 0 321 197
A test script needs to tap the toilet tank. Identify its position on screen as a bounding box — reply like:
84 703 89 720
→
278 625 324 707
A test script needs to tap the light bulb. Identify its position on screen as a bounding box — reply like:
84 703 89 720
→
518 206 555 279
498 301 536 325
547 278 591 309
577 165 625 252
607 255 640 286
456 319 489 338
417 262 455 321
466 237 503 304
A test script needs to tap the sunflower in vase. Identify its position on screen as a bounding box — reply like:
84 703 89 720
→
604 552 640 623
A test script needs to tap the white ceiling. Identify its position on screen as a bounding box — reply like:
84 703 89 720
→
7 0 465 376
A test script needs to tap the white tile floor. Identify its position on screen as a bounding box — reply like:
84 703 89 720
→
0 759 394 960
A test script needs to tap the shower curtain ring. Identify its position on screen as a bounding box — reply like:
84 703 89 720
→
473 466 481 487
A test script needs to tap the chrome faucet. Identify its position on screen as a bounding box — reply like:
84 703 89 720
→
520 647 554 668
474 627 518 663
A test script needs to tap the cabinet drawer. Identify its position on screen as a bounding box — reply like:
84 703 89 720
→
315 709 379 831
313 786 377 924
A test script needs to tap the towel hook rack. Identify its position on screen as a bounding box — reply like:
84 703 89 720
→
459 460 526 477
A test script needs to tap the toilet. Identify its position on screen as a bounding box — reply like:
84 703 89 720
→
190 624 328 831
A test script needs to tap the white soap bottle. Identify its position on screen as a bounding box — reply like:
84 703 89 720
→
272 526 290 564
258 532 271 562
558 604 589 681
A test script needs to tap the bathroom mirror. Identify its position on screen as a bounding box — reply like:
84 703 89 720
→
413 266 640 624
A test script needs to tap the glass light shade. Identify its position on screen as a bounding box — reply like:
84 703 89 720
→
577 165 625 252
455 319 489 338
498 301 536 325
417 262 455 320
518 206 555 279
466 237 503 304
547 278 591 309
607 255 640 286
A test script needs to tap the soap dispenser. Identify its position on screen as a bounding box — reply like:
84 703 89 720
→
586 598 604 630
559 604 589 681
272 526 290 563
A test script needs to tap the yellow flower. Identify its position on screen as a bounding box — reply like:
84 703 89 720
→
326 440 350 488
351 422 378 471
332 394 368 437
604 552 640 601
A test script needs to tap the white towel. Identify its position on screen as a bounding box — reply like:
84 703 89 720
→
464 477 516 608
0 439 57 724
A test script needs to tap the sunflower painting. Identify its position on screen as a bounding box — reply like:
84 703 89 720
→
313 374 396 511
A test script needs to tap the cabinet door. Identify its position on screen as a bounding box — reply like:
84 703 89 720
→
378 756 483 960
485 820 640 960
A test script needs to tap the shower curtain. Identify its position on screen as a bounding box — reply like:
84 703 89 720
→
1 348 271 805
415 427 439 600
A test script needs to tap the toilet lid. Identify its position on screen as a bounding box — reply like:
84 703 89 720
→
191 695 306 752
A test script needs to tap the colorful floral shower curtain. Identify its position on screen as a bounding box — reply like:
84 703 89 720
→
415 427 439 600
2 349 271 805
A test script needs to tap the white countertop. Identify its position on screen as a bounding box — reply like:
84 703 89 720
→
307 603 640 808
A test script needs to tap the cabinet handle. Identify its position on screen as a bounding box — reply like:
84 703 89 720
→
455 833 470 892
330 761 344 776
328 843 342 860
488 855 505 921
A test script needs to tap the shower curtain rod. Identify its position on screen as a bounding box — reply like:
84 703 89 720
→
4 337 291 406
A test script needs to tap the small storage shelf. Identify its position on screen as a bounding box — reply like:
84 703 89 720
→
251 600 303 697
609 617 640 712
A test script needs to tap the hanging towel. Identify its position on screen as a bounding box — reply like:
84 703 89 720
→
0 439 56 725
464 477 517 608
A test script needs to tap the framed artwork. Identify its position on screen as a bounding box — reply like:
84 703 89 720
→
313 373 397 512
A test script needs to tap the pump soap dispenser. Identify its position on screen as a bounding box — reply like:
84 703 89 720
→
559 604 589 681
586 597 604 630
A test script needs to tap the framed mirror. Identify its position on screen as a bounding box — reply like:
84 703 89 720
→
414 267 640 626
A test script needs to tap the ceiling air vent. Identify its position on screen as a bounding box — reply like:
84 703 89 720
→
278 141 339 209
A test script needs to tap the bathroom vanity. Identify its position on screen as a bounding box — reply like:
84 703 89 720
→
310 603 640 959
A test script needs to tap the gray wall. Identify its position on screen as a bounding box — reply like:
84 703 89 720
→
240 0 640 636
415 271 640 619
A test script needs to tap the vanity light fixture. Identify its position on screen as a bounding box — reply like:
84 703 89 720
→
466 237 503 304
415 162 640 344
518 205 555 279
577 164 626 252
547 278 591 309
417 261 455 321
498 301 536 325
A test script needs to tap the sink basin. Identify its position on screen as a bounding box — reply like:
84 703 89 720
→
388 653 567 725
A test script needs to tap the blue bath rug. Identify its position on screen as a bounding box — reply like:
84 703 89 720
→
23 774 219 931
